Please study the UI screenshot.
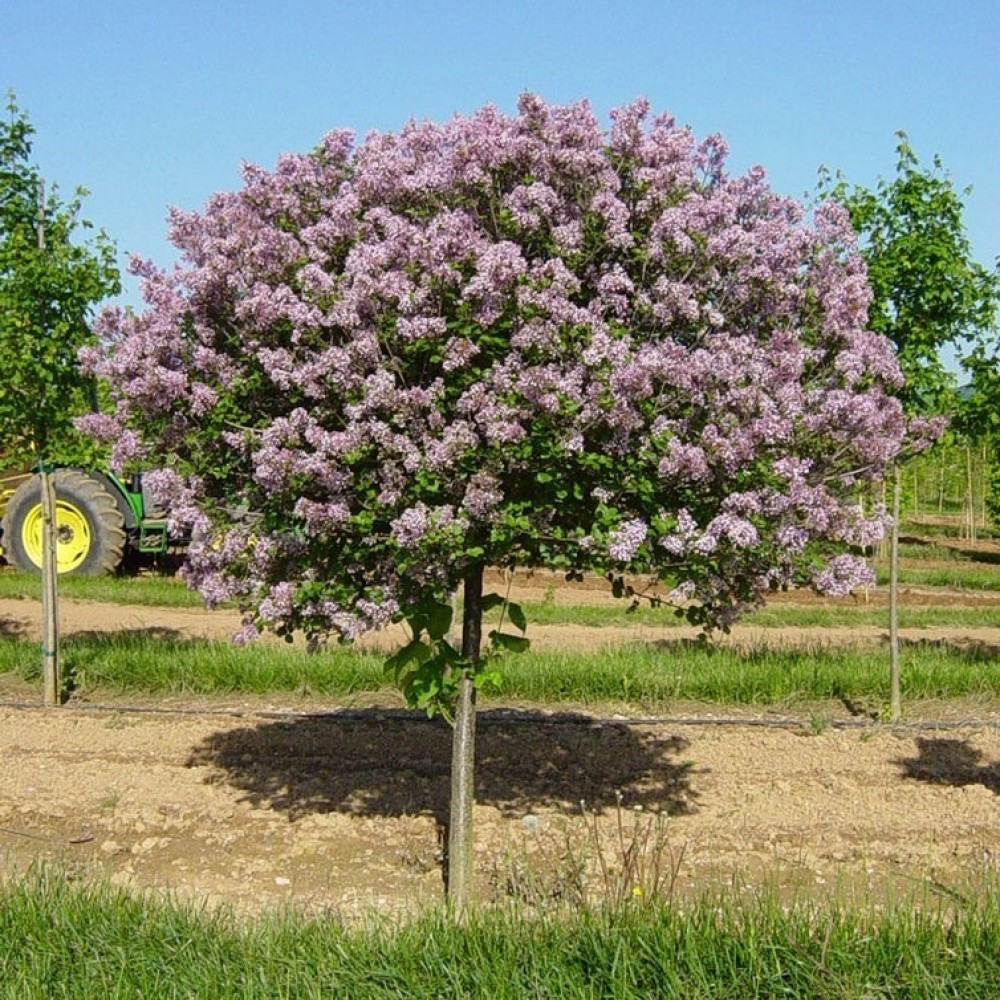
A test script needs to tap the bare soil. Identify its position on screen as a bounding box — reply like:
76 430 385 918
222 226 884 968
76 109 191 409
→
2 586 1000 917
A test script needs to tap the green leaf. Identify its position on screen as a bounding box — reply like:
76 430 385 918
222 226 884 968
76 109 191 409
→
431 640 464 667
506 600 527 633
384 640 431 678
489 630 530 654
473 667 503 694
424 600 453 641
481 593 506 613
405 599 453 641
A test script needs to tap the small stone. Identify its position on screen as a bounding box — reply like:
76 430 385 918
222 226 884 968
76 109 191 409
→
131 836 164 856
100 840 123 856
274 876 291 887
521 814 541 831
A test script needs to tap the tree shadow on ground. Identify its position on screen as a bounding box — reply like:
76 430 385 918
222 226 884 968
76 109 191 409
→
897 635 1000 658
66 627 190 645
899 535 1000 565
649 637 716 654
0 618 26 639
186 709 697 827
896 737 1000 794
949 547 1000 566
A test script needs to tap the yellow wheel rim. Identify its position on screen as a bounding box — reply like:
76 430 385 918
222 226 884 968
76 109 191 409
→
21 501 93 574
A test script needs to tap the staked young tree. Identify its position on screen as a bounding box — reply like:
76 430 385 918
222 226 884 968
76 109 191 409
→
821 135 999 719
85 96 923 904
0 93 120 703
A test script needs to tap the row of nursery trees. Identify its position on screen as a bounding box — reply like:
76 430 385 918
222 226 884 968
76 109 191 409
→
2 92 999 905
902 436 996 539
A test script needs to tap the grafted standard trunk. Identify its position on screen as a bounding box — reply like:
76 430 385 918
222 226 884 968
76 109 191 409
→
447 563 483 909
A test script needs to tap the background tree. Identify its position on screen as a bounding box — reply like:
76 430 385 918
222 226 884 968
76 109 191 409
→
87 96 915 905
820 135 1000 719
0 93 120 467
0 93 119 703
957 346 1000 527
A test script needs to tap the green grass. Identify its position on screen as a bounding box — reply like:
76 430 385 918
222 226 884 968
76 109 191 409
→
0 568 207 608
498 641 1000 705
2 870 1000 998
893 542 991 562
900 518 1000 541
2 631 998 706
510 600 1000 630
873 564 1000 592
0 632 386 698
748 604 1000 628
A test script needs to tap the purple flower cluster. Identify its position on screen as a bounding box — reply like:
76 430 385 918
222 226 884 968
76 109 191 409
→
83 96 925 641
608 519 648 563
812 554 877 597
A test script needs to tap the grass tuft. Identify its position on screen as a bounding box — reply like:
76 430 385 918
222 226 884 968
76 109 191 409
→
0 568 208 608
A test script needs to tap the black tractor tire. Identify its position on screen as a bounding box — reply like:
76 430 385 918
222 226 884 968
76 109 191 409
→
1 469 127 576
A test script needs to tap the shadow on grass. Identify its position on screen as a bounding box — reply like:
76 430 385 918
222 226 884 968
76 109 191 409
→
949 547 1000 567
186 709 697 828
0 618 26 639
65 627 190 646
649 636 717 654
898 635 1000 658
897 737 1000 794
839 696 880 720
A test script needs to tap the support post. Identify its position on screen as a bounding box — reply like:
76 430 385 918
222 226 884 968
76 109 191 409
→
889 465 902 722
40 468 60 705
35 186 60 706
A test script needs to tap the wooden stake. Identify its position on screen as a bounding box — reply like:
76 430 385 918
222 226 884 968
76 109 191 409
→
40 468 60 705
35 184 61 705
889 465 902 722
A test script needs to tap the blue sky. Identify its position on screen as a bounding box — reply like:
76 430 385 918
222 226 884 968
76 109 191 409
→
3 0 997 324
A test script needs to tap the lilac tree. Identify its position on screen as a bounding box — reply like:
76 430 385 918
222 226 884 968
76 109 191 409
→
85 96 914 904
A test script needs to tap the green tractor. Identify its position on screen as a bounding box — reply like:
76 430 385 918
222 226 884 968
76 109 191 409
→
0 468 177 575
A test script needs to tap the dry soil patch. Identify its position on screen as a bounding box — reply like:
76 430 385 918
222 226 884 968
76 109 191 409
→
3 701 1000 916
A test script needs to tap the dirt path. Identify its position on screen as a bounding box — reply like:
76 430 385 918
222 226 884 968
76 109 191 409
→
3 702 999 916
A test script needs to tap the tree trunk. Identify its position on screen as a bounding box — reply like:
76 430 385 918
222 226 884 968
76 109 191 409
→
966 445 976 543
878 478 888 560
40 468 60 706
448 563 483 909
983 443 990 531
889 465 902 722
